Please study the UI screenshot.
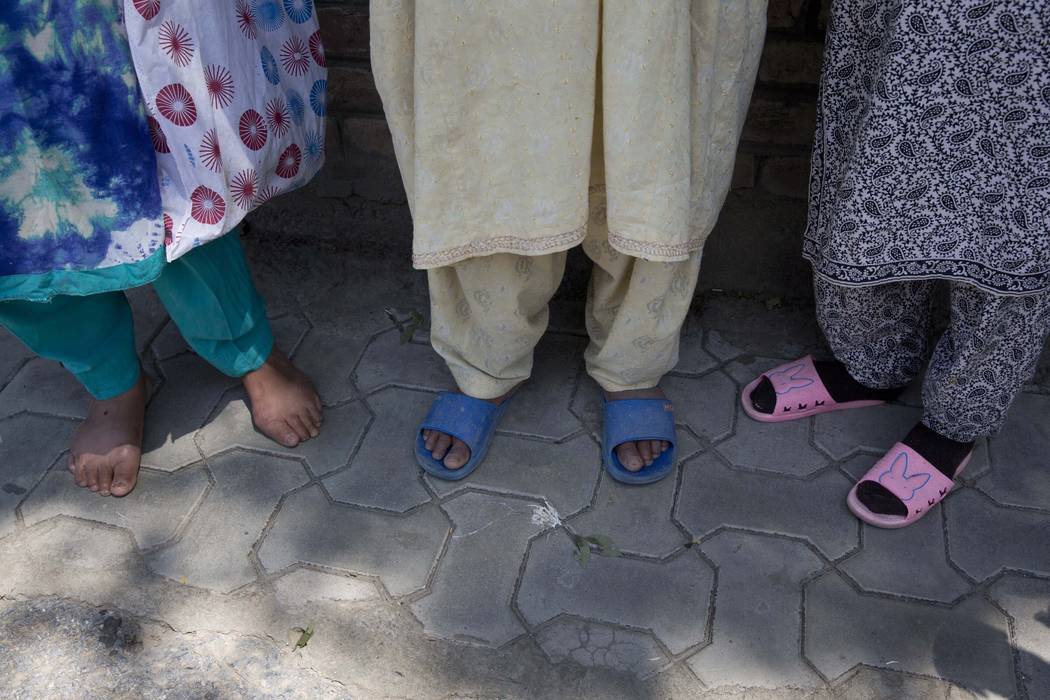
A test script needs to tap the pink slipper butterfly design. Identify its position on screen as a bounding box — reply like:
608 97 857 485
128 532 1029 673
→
741 355 885 423
847 443 971 529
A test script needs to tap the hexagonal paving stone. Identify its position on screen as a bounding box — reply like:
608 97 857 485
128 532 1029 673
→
140 355 238 471
677 451 859 559
672 330 719 377
689 531 823 689
663 372 737 444
258 485 449 597
958 440 992 483
323 388 432 512
354 329 453 394
946 489 1050 582
569 379 606 433
717 413 828 477
805 572 1016 697
567 467 690 559
499 334 584 440
147 451 309 592
0 358 87 420
988 575 1050 700
21 465 210 550
535 618 670 679
296 263 428 331
722 355 785 387
516 533 714 654
0 328 33 390
272 568 381 609
0 414 76 537
196 390 369 478
411 492 548 646
813 404 921 460
289 322 371 406
0 518 138 599
704 330 746 363
978 394 1050 511
427 433 600 519
696 298 824 360
838 504 971 604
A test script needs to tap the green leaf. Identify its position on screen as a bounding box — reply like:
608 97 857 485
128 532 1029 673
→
573 540 591 568
583 534 622 558
293 624 314 650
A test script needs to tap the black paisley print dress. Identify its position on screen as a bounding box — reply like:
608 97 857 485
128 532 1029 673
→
803 0 1050 296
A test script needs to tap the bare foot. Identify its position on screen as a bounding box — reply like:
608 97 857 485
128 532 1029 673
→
68 373 148 497
604 387 672 472
242 348 322 447
422 388 516 470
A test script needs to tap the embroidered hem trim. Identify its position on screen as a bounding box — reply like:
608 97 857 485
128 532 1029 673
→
607 230 701 261
412 224 588 269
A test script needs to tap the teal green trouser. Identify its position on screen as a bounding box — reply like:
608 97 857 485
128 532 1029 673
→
0 233 273 400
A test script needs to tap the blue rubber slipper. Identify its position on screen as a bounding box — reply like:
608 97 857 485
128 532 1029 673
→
602 398 677 484
416 392 511 481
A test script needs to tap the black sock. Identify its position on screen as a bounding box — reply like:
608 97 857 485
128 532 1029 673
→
749 360 905 414
856 423 975 517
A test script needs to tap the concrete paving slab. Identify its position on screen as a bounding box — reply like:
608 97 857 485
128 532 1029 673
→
805 572 1016 698
258 485 449 597
411 492 548 646
21 464 209 551
517 533 714 655
0 414 76 537
147 451 309 592
689 531 824 689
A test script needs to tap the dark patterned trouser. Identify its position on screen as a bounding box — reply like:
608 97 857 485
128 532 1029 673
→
815 276 1050 442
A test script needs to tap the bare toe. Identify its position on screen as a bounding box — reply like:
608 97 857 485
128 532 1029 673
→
640 440 655 464
84 461 100 492
97 462 114 496
616 442 644 472
109 450 141 497
443 438 471 470
242 349 322 448
259 417 301 447
431 433 453 460
290 414 314 442
74 458 89 487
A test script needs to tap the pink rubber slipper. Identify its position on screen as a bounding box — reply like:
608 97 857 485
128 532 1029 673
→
846 443 971 529
740 355 886 423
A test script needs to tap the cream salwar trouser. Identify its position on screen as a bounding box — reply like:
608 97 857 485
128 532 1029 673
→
428 194 702 399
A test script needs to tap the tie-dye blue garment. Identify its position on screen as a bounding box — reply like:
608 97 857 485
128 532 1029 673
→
0 1 166 301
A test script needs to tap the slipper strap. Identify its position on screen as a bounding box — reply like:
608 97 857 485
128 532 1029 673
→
603 398 676 451
860 443 958 516
764 355 837 416
419 392 504 453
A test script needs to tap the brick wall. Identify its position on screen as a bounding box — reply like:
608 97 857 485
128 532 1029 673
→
249 0 829 300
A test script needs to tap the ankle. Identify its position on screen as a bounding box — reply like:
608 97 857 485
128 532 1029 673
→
813 360 906 403
900 423 974 479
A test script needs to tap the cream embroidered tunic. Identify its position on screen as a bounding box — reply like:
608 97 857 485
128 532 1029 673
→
371 0 766 269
